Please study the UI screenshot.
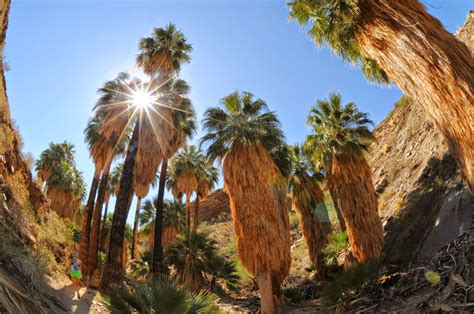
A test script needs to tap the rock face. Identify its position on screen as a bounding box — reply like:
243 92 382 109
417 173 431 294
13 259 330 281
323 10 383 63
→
196 189 230 222
369 11 473 264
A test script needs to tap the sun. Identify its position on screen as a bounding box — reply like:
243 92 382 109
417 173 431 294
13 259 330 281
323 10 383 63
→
131 89 153 109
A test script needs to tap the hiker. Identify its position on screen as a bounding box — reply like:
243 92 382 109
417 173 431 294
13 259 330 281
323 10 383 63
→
69 257 82 299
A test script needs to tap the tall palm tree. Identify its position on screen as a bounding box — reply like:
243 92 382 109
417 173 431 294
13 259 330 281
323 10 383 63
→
151 81 196 274
101 24 193 288
288 145 331 277
87 114 130 280
201 91 291 313
304 92 383 263
288 0 474 192
167 146 200 231
140 198 185 249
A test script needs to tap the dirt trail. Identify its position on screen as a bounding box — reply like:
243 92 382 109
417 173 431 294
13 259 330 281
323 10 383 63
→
47 273 109 314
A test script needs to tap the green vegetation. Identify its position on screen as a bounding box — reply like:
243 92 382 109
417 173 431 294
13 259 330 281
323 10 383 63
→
107 275 221 313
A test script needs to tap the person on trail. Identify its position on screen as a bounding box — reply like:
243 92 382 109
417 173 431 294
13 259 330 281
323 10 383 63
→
69 257 82 299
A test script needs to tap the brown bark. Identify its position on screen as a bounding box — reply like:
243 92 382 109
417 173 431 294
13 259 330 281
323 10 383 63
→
99 198 109 252
87 155 113 279
327 154 383 262
152 159 168 273
257 272 276 314
100 120 140 290
185 192 191 231
356 0 474 192
131 196 142 260
78 165 101 281
293 173 332 276
192 195 199 232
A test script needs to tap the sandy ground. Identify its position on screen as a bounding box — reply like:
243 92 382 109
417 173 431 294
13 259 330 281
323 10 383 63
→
48 273 109 314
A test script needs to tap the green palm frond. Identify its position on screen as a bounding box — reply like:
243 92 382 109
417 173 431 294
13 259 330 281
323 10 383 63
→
288 0 390 84
200 91 287 174
136 23 193 77
304 92 374 168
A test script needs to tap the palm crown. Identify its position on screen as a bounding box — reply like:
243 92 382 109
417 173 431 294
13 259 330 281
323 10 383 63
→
201 91 287 171
304 92 374 168
35 141 75 181
288 0 389 83
288 144 323 190
136 23 192 78
139 197 185 229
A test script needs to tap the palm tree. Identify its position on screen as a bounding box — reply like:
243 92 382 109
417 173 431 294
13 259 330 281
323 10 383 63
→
135 24 194 275
35 141 75 190
167 146 201 231
288 0 474 192
193 155 219 232
288 145 331 277
304 92 383 263
136 23 192 80
140 198 185 249
45 160 86 219
35 142 84 219
151 80 196 274
201 91 291 313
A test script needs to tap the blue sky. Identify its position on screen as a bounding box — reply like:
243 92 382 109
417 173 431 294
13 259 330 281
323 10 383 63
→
5 0 472 224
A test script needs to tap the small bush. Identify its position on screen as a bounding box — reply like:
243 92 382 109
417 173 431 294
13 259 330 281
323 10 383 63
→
323 260 379 303
323 231 350 267
283 287 304 304
107 275 222 313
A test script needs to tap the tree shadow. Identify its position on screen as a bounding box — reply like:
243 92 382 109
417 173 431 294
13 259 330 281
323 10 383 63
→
381 152 472 266
48 282 98 313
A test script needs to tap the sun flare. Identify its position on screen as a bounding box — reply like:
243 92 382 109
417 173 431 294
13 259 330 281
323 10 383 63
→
131 89 153 109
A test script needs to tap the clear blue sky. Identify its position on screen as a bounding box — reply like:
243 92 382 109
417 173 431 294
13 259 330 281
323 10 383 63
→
4 0 472 224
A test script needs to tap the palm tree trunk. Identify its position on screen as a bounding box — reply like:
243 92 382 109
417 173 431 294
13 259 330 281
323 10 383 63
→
355 0 474 192
78 165 101 281
257 272 276 314
152 158 168 273
131 196 142 260
100 120 140 290
192 195 199 232
327 154 383 262
87 155 113 279
99 195 110 252
185 192 191 231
